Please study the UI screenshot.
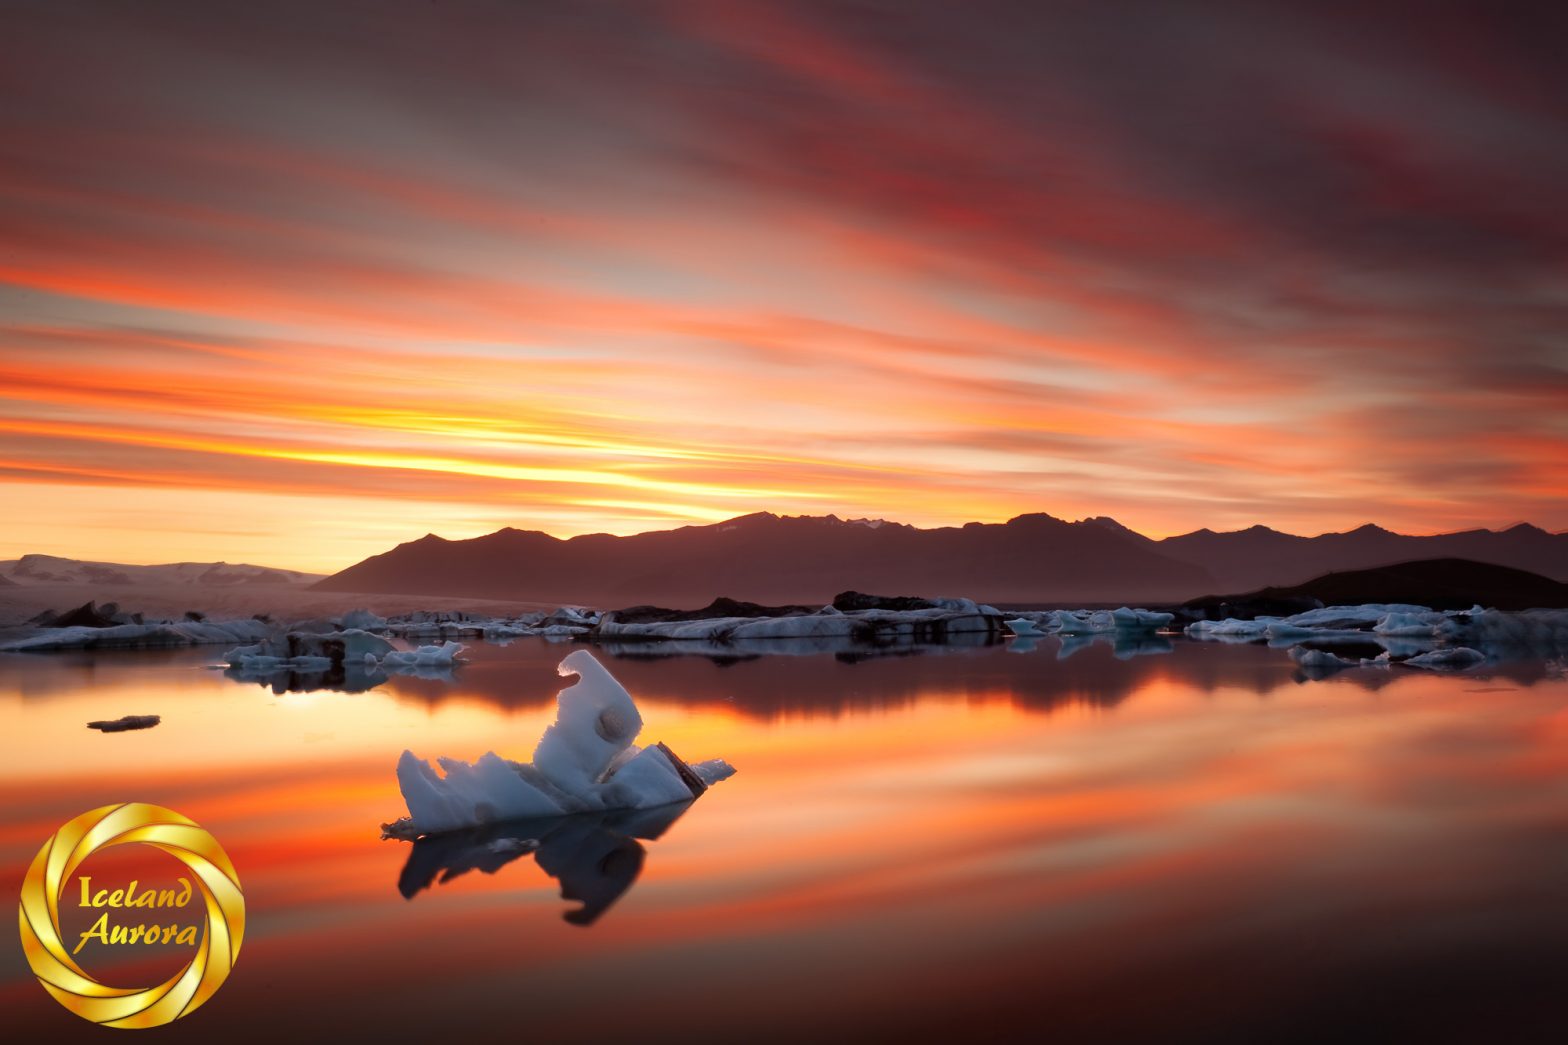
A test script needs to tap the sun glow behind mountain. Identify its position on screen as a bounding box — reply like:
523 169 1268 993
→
2 3 1565 571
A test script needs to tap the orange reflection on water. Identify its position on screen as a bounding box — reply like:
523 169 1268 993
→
1 640 1565 1041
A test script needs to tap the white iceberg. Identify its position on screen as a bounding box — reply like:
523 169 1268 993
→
1004 618 1044 637
1286 604 1434 628
1052 610 1115 635
1111 607 1174 630
1185 618 1274 640
388 649 734 837
222 627 395 676
372 641 465 670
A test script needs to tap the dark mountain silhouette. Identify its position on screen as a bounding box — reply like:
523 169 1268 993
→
314 512 1216 605
1158 522 1568 593
1183 558 1568 619
313 512 1568 606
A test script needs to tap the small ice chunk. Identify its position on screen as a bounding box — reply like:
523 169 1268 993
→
87 714 161 732
377 641 464 668
690 758 736 786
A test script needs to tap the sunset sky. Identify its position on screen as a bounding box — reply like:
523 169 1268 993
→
2 2 1565 572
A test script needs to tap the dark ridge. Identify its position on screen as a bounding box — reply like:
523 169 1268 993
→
1183 558 1568 620
52 601 121 628
311 512 1568 606
608 597 821 625
832 592 939 612
313 512 1212 605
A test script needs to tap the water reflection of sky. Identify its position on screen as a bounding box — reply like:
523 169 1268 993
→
1 640 1564 1042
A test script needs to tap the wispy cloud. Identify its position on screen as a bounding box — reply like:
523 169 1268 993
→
0 1 1563 569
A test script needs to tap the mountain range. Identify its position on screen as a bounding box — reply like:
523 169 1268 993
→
311 513 1568 607
0 554 323 588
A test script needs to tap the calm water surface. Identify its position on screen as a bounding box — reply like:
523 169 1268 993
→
2 638 1564 1043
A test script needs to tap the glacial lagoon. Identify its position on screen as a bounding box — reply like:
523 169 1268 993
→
1 635 1564 1042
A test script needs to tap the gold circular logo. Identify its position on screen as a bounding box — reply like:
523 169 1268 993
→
17 803 245 1028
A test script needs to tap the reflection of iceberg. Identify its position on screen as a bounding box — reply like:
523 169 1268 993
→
1111 634 1174 660
1403 646 1486 671
224 658 407 694
395 802 690 925
1290 646 1356 677
1055 633 1175 661
1007 636 1041 654
385 650 734 837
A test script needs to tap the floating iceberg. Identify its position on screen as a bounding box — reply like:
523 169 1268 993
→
372 641 465 670
385 649 734 837
224 628 395 674
1187 604 1474 645
1186 618 1274 640
1112 607 1175 630
1004 618 1044 637
1051 610 1115 635
1051 607 1173 635
1183 603 1568 671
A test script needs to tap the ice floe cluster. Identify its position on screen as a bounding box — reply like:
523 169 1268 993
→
0 617 272 652
1186 604 1568 673
385 649 734 837
593 596 1001 644
220 620 467 693
382 607 601 641
1003 607 1175 636
222 626 465 673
